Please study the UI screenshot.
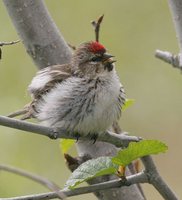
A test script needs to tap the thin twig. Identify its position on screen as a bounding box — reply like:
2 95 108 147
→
0 40 20 46
0 164 66 199
0 40 20 60
91 14 104 42
67 43 76 50
1 172 147 200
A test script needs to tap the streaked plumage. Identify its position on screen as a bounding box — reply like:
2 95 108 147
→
12 41 126 136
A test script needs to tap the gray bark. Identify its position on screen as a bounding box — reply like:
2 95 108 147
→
3 0 144 199
3 0 71 69
155 0 182 70
168 0 182 52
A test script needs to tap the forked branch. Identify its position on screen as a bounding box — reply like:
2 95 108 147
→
91 14 104 42
0 115 179 200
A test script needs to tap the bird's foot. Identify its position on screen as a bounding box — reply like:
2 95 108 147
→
90 133 98 144
75 133 81 142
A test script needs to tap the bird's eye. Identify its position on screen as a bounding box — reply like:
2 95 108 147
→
90 56 102 62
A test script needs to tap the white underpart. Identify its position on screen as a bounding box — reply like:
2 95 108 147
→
36 67 124 136
28 72 51 94
75 71 122 135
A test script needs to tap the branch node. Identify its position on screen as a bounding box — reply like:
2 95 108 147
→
49 128 59 139
120 178 131 186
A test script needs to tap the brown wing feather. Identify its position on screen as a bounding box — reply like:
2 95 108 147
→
8 64 72 120
30 64 72 99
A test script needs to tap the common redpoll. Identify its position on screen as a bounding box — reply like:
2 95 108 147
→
11 41 125 139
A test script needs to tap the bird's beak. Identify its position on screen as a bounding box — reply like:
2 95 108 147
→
102 53 116 71
102 53 114 61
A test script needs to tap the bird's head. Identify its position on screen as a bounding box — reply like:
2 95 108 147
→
71 41 115 77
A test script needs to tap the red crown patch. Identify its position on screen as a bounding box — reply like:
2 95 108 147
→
89 41 106 54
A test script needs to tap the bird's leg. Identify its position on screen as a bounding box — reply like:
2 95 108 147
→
74 132 81 142
90 133 98 144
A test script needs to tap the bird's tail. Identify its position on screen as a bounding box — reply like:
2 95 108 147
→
7 103 35 120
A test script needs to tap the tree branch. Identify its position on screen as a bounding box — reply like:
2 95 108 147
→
0 164 66 199
155 50 181 70
168 0 182 51
0 114 179 200
0 40 20 46
3 0 72 69
0 115 140 147
0 40 20 60
2 1 177 200
3 1 145 198
1 172 147 200
141 156 178 200
155 0 182 71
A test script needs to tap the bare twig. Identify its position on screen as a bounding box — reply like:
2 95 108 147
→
0 164 66 199
0 40 20 46
91 14 104 42
0 40 20 60
67 43 76 50
0 115 140 147
1 172 147 200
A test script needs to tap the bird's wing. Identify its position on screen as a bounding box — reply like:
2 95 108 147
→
8 64 72 120
28 64 72 99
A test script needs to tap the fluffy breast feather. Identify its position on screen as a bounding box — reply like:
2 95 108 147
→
36 69 125 135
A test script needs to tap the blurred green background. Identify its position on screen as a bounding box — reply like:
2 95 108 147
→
0 1 181 199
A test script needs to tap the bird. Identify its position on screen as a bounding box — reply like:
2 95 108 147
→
9 41 125 140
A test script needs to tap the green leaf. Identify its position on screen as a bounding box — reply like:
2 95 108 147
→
65 157 118 189
122 98 135 111
112 140 168 167
60 139 75 154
